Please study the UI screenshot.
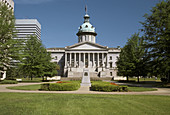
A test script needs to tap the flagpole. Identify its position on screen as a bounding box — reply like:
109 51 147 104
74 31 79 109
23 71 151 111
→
85 5 87 14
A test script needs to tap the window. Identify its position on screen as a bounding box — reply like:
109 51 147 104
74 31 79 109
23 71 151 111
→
85 25 88 28
110 62 112 68
110 72 113 76
84 72 88 76
110 56 112 60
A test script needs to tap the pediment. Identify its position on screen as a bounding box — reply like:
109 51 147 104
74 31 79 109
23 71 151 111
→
66 42 108 51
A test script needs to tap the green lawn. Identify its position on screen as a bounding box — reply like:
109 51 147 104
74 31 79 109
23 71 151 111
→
7 84 157 92
128 87 157 92
7 84 41 90
0 93 170 115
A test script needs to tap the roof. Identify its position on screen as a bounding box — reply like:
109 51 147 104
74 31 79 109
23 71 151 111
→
47 48 65 50
77 14 96 34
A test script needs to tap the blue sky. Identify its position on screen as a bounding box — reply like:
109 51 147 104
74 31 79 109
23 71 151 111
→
14 0 160 48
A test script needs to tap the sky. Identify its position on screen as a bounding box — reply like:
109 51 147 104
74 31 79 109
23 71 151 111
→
13 0 160 48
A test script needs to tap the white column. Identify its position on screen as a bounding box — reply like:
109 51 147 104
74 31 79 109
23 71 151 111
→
84 53 85 68
65 53 67 67
105 53 107 67
93 53 95 67
79 53 81 67
107 54 109 68
97 53 99 67
88 53 90 67
74 53 76 67
69 53 71 67
102 53 104 67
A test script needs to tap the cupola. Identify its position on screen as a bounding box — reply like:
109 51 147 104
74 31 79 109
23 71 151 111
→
77 12 97 43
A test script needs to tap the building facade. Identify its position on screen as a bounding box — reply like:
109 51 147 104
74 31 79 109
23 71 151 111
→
47 14 123 79
15 19 41 40
0 0 14 11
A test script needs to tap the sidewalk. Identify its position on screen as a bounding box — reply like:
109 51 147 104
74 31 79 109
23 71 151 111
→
0 82 170 96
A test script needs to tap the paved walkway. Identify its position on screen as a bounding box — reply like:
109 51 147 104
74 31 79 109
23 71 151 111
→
0 83 170 96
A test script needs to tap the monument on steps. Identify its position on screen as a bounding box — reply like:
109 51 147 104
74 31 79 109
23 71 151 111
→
81 69 91 86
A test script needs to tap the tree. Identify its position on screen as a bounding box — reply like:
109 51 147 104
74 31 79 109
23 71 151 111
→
141 0 170 82
116 45 134 81
116 33 146 82
20 35 58 80
0 2 21 79
42 62 59 81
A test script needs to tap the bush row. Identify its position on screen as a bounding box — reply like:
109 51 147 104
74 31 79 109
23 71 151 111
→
41 82 80 91
20 80 42 83
68 77 102 81
0 80 18 84
91 82 128 92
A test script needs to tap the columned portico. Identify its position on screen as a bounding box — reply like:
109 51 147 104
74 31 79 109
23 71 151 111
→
65 52 108 68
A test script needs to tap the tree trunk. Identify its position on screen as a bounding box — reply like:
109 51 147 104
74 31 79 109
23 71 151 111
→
42 76 44 81
31 75 33 80
137 76 140 83
167 72 170 83
127 76 129 81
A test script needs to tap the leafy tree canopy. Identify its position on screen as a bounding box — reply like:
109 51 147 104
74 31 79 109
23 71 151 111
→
141 0 170 80
0 2 22 78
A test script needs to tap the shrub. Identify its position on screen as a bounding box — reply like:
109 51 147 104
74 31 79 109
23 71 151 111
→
116 80 136 83
5 78 16 81
161 78 168 82
91 81 128 92
21 80 41 83
41 81 80 91
119 86 128 92
91 83 119 92
41 80 50 82
40 83 50 91
0 80 18 84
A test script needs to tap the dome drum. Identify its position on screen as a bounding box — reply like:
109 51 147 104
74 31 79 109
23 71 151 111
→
76 31 97 36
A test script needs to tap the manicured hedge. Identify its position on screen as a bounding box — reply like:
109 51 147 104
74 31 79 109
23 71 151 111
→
68 77 102 81
41 83 50 91
41 82 80 91
91 82 128 92
0 80 18 84
20 80 42 83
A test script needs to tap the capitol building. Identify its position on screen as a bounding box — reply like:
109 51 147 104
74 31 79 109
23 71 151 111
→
47 13 123 79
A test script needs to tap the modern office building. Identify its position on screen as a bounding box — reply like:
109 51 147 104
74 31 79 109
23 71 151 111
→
15 19 41 40
0 0 14 11
47 13 125 80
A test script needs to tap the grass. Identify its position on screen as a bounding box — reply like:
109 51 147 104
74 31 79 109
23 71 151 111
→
128 87 157 92
0 93 170 115
7 84 41 90
7 83 157 92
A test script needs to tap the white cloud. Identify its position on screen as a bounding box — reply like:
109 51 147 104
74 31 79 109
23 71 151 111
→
14 0 54 4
